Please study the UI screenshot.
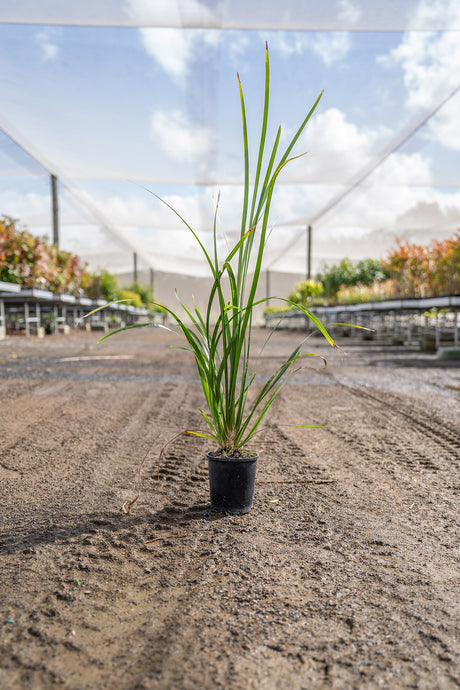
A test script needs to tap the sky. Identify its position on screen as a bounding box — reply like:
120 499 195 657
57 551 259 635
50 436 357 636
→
0 0 460 278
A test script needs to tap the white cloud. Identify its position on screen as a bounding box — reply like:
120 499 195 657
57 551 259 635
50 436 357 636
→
267 31 351 67
85 187 225 276
265 32 310 58
282 107 388 184
305 107 378 154
0 189 56 225
310 32 351 67
228 32 250 64
383 27 460 110
139 28 191 82
150 109 215 163
95 188 216 230
251 100 456 272
336 0 362 25
380 0 460 150
393 200 460 233
425 94 460 150
35 28 59 62
256 150 436 243
139 27 219 83
368 152 431 186
126 0 218 27
125 0 182 25
269 184 460 273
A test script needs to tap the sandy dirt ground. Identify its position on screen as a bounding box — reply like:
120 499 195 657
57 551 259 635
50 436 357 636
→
0 327 459 689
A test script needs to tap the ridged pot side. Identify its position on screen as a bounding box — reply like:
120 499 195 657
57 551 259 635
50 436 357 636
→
206 452 259 515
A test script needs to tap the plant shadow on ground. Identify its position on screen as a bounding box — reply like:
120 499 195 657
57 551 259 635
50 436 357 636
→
0 503 227 555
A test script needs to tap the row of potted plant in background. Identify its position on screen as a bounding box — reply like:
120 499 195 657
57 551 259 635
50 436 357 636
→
266 233 460 313
2 214 458 314
0 215 164 314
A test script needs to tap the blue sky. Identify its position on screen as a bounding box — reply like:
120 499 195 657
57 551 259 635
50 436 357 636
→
0 0 460 276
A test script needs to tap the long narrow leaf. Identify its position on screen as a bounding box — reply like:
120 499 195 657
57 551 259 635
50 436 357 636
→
97 321 172 344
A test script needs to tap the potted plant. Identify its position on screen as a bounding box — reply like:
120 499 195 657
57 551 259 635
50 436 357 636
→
42 310 57 335
85 46 342 514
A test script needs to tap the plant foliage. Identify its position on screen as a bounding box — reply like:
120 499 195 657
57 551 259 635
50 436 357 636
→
382 234 460 298
316 258 389 298
86 269 120 302
288 279 324 306
0 215 90 294
93 47 340 455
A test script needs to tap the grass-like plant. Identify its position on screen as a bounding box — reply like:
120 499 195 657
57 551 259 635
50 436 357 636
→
88 45 340 456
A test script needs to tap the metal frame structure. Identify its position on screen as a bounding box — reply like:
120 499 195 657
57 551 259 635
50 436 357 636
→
265 295 460 348
0 285 150 338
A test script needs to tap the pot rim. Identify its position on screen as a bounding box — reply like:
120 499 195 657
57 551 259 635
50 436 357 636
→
206 450 258 463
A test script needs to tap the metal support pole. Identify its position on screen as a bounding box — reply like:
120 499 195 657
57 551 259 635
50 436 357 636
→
307 225 312 281
51 174 59 247
454 309 458 346
25 301 30 337
133 252 138 284
266 270 270 305
0 298 5 338
377 313 382 340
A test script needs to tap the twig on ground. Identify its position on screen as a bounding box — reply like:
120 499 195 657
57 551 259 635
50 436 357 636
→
146 533 187 544
257 477 345 504
122 495 139 514
257 478 336 484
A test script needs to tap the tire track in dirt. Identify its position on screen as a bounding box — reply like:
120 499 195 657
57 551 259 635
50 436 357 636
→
256 425 331 481
0 381 78 472
321 378 460 479
0 505 210 687
0 379 178 552
274 380 458 555
82 381 184 497
92 379 211 512
252 390 460 688
146 383 211 509
340 382 460 458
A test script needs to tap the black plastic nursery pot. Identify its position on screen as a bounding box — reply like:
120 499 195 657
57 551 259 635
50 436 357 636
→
207 451 259 515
